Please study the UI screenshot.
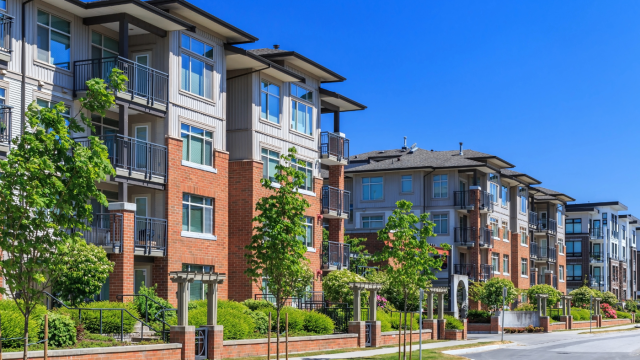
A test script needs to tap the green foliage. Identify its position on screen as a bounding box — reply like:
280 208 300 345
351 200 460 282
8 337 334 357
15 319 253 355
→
344 236 370 271
38 312 76 347
476 278 518 312
213 302 256 340
389 312 419 330
466 309 491 323
616 311 632 319
0 68 127 356
133 283 175 324
276 307 306 332
601 291 618 307
376 310 393 332
0 301 47 348
249 310 269 334
468 281 484 303
513 303 536 311
527 284 562 309
322 270 368 306
56 301 139 334
242 299 275 312
569 287 596 308
444 315 464 330
303 311 334 335
374 200 450 312
625 301 637 313
570 308 591 321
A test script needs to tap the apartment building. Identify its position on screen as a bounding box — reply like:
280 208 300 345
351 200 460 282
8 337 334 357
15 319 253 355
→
565 202 637 300
343 142 571 309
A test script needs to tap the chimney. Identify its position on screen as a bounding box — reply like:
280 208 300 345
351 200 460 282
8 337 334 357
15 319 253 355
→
402 136 407 151
459 142 463 156
273 44 280 49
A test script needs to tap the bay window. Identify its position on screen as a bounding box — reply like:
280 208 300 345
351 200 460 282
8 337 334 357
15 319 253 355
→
181 34 214 99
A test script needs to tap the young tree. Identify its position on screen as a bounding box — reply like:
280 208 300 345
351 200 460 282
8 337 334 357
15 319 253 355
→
477 277 518 312
244 147 314 359
345 235 370 273
527 284 561 309
374 200 451 313
0 69 126 359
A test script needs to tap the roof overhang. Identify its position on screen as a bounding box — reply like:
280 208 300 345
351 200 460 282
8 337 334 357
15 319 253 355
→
530 187 575 202
568 202 628 211
257 52 346 83
43 0 193 32
147 0 257 44
468 156 515 169
225 45 304 82
345 164 496 175
319 88 366 113
566 207 598 214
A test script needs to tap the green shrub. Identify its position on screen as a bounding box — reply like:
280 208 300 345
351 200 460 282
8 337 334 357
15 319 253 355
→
601 291 618 307
389 312 419 330
56 301 139 334
514 303 536 311
278 307 306 333
0 306 46 349
249 310 269 334
243 299 275 312
616 311 632 319
571 308 591 321
569 287 595 309
38 312 76 347
627 301 639 313
218 300 248 313
323 270 369 306
304 311 334 334
444 315 463 330
376 310 393 332
216 306 255 340
134 284 175 323
467 309 491 323
527 284 562 308
187 306 208 328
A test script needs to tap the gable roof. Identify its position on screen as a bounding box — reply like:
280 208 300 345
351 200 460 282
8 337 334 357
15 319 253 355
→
248 48 346 83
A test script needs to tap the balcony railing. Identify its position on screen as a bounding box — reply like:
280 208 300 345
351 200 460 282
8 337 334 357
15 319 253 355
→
479 191 494 212
479 227 493 247
612 230 619 240
553 275 558 289
454 264 477 280
319 132 349 164
566 250 582 257
75 134 168 183
256 292 325 310
590 228 603 239
529 212 538 229
454 191 470 209
479 264 492 282
74 56 169 107
454 227 476 246
538 273 545 286
589 251 602 262
530 242 538 259
536 246 557 262
590 275 604 290
537 219 557 234
322 241 350 270
0 14 13 57
530 270 538 286
135 216 167 256
321 186 350 218
80 213 123 253
0 104 12 144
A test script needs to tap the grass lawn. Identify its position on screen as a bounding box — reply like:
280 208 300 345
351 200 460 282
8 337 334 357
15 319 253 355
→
578 327 640 335
1 334 164 353
337 341 510 360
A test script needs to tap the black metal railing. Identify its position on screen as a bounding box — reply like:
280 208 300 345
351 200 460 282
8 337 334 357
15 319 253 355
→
135 216 167 256
79 213 123 253
529 242 538 259
537 219 557 233
479 227 493 247
454 264 477 280
530 270 538 286
479 191 494 212
590 275 604 290
479 264 492 282
537 246 557 262
75 134 167 183
590 228 603 239
73 56 169 107
255 292 325 310
0 104 12 144
553 275 558 289
590 251 603 262
322 241 350 270
529 212 538 229
454 227 476 246
320 304 369 333
538 273 546 286
321 186 350 217
0 14 13 56
319 132 349 163
454 191 470 209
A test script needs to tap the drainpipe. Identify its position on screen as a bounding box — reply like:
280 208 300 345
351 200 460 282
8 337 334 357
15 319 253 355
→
21 0 34 135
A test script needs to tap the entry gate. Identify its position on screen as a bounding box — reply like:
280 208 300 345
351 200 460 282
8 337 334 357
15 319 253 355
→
195 327 208 360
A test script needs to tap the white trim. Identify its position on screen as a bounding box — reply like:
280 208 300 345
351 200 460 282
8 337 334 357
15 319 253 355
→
306 247 316 253
181 231 217 240
521 275 529 278
297 188 316 197
182 160 218 173
108 202 136 211
503 272 509 276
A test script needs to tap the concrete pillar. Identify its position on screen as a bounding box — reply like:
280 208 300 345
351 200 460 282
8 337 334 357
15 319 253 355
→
205 281 220 325
437 293 445 320
536 294 548 317
427 292 434 319
369 289 377 321
107 202 136 302
353 288 362 321
328 165 345 243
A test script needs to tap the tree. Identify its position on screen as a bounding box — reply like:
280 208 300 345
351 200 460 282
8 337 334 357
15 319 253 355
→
51 241 114 306
527 284 561 309
374 200 450 313
0 69 127 359
244 147 314 359
569 286 596 309
323 269 368 306
344 235 370 273
477 278 518 312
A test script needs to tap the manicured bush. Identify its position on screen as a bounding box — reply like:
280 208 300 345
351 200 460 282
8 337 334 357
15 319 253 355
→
601 303 616 319
376 310 393 332
571 308 591 321
627 301 639 313
569 287 596 309
303 311 334 335
444 315 463 330
389 312 419 330
243 299 275 312
134 284 175 323
601 291 618 307
616 311 632 319
56 301 139 334
38 312 76 347
467 309 491 323
323 270 369 306
249 310 269 334
216 305 255 340
514 303 536 311
0 304 46 349
527 284 562 309
277 307 306 333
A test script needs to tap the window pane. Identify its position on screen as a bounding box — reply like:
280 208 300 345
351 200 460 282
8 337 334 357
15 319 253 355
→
205 45 213 59
204 207 212 234
191 39 204 55
91 31 102 46
104 36 119 53
51 15 70 34
291 100 296 129
181 34 190 50
190 136 203 164
190 205 203 233
37 26 49 63
190 58 204 96
269 83 279 96
204 140 212 167
204 63 213 99
37 10 49 25
182 203 189 231
297 102 306 133
181 133 189 161
268 94 279 123
260 92 268 119
262 155 268 179
91 46 102 60
191 196 204 204
363 184 370 201
371 183 383 200
307 106 313 135
190 281 202 301
181 54 189 91
268 158 278 181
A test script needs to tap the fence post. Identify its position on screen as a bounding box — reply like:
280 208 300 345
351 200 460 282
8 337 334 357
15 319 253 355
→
398 312 401 360
409 313 413 360
286 313 289 360
44 314 48 360
268 312 271 360
100 310 103 335
121 310 124 342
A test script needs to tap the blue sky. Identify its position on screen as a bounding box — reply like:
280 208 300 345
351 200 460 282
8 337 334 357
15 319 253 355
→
195 0 640 211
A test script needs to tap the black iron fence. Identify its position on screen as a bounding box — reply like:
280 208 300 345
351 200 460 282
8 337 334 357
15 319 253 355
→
590 228 604 239
538 219 557 234
321 186 350 217
529 212 538 229
479 227 493 247
255 292 326 311
530 270 537 286
454 264 477 280
453 191 470 209
0 104 12 144
322 241 350 270
319 132 349 163
320 304 369 333
0 14 13 55
135 216 167 255
73 56 169 107
454 227 476 246
79 213 123 252
530 242 538 259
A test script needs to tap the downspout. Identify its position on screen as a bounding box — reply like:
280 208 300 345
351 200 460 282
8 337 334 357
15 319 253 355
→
21 0 34 135
422 169 435 216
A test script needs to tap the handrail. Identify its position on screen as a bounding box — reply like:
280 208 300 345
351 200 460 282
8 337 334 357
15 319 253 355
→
319 132 349 163
321 186 350 217
117 294 176 341
0 14 13 54
134 216 168 256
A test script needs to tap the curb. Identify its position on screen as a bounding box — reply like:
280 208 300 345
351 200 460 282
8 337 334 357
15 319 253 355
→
442 343 516 355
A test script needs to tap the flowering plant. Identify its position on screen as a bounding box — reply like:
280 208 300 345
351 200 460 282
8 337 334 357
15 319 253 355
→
601 303 617 319
377 295 388 309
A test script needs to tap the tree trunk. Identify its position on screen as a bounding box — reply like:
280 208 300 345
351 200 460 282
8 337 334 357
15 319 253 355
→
403 292 408 360
276 309 281 360
22 309 29 360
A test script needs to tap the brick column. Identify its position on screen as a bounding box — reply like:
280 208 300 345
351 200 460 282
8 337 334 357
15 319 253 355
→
171 325 196 360
469 186 482 306
540 316 551 333
328 165 345 243
490 316 501 334
559 315 572 329
462 319 468 340
367 321 382 347
204 325 223 360
108 202 136 302
437 319 447 340
545 271 553 286
348 321 366 348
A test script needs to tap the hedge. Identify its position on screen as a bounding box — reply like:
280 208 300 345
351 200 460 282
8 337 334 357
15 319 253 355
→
467 309 491 323
571 308 591 321
0 301 47 349
38 312 76 347
444 315 464 330
56 301 140 334
616 311 632 319
304 311 334 334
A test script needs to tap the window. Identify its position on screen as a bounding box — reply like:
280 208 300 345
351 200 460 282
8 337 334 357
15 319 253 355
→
565 219 582 234
432 214 448 234
90 114 118 136
37 10 70 69
91 31 118 59
488 174 498 203
519 187 527 213
261 149 280 182
558 238 564 254
362 177 383 201
260 80 280 124
182 194 213 235
521 258 528 276
36 99 70 123
362 216 383 229
491 253 499 273
567 264 582 281
293 157 313 191
520 227 528 245
182 264 213 301
557 205 563 227
433 174 448 198
502 221 508 240
501 185 508 207
181 34 214 99
503 254 509 274
566 241 581 257
0 0 5 11
490 217 499 238
298 216 313 247
290 84 313 135
559 265 564 281
401 175 412 193
181 124 213 167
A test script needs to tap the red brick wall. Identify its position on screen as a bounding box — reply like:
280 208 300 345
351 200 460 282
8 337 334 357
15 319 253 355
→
109 209 135 301
491 228 512 281
444 330 463 340
601 318 632 326
156 137 229 305
5 347 182 360
221 335 358 359
510 232 530 290
327 165 345 243
467 323 491 332
378 330 433 346
557 241 566 294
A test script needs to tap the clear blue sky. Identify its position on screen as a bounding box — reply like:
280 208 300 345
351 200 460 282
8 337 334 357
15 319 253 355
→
195 0 640 211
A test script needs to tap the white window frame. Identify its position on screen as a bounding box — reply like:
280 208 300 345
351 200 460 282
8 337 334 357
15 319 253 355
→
180 33 215 100
299 216 314 248
491 253 499 274
490 217 499 239
362 176 383 201
36 9 71 70
293 157 313 192
290 83 314 136
432 213 448 235
502 221 509 241
503 254 509 275
520 227 528 246
501 185 508 207
521 258 528 277
181 193 215 239
260 79 280 124
181 123 214 168
519 187 527 214
401 175 413 193
433 174 448 198
559 265 565 282
261 148 280 182
362 215 384 229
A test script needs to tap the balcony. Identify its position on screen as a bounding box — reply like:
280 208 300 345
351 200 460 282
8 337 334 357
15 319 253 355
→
566 274 582 282
553 275 558 289
0 14 13 64
535 218 557 234
478 227 493 248
322 241 350 271
538 273 545 286
529 242 539 259
612 230 619 240
134 216 167 256
479 264 492 282
479 191 494 213
530 270 538 286
73 57 169 112
529 212 538 230
454 227 477 247
454 264 477 280
454 191 473 211
590 228 604 239
321 186 350 219
590 275 604 291
75 134 167 185
319 132 349 165
534 246 557 262
0 104 12 148
80 213 124 253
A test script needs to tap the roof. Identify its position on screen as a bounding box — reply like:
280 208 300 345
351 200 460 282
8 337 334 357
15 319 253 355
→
319 88 367 113
566 207 597 213
530 186 575 202
567 201 629 211
225 45 305 82
248 49 346 83
499 169 542 185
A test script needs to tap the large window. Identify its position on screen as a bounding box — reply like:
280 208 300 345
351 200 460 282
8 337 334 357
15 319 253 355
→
298 216 313 248
362 216 383 229
501 185 508 207
490 217 499 238
502 221 508 240
182 194 213 235
491 253 499 273
182 264 213 301
503 254 509 274
521 258 528 276
520 227 528 245
566 240 581 257
433 174 448 198
401 175 412 193
37 10 70 69
91 31 118 59
432 214 448 234
90 114 118 136
290 84 313 136
557 205 563 227
181 34 214 99
519 187 527 213
362 177 383 201
567 264 582 281
181 124 213 167
260 80 280 124
261 149 279 182
566 219 582 234
489 174 499 203
293 157 313 191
